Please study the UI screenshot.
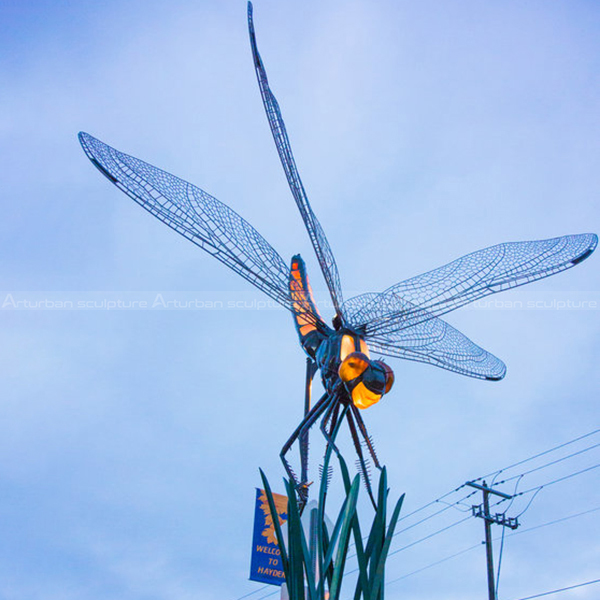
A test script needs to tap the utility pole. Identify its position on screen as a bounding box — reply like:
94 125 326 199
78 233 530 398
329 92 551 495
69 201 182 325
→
466 480 519 600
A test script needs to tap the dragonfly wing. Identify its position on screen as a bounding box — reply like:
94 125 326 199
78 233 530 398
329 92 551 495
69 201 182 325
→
79 131 297 312
248 2 345 319
344 234 597 335
366 315 507 380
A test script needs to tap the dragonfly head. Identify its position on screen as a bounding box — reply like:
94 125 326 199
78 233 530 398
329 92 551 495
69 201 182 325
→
337 334 395 409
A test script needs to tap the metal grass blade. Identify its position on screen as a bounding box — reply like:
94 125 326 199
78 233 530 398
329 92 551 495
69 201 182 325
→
259 469 290 577
284 478 307 600
322 486 356 571
316 406 348 598
367 467 388 588
335 449 370 600
328 474 361 600
286 478 319 600
368 493 405 600
260 414 404 600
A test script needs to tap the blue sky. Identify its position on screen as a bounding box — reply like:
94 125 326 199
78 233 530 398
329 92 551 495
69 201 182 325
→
1 1 599 599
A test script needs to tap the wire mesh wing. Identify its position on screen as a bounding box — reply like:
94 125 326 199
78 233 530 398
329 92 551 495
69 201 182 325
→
79 131 303 313
344 234 597 336
367 312 507 380
248 2 345 319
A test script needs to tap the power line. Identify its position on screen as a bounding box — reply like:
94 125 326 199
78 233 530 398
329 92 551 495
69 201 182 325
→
495 525 507 598
392 491 477 539
477 427 600 483
231 585 271 600
505 505 600 539
348 486 476 552
346 515 472 575
387 515 472 558
497 441 600 485
352 428 600 554
347 501 467 561
350 440 600 582
236 429 600 600
393 484 469 524
486 461 600 516
388 453 598 570
386 542 482 585
514 486 543 519
345 493 479 572
253 590 278 600
515 461 600 497
509 577 600 600
247 488 600 600
384 505 600 588
388 427 600 540
389 461 600 566
250 506 600 600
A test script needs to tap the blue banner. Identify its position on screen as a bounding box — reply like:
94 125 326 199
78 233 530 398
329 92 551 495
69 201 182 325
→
249 488 288 585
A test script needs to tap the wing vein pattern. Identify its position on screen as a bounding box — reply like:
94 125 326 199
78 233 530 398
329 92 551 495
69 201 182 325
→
344 235 597 336
341 234 596 380
248 2 345 318
368 314 507 381
79 132 296 311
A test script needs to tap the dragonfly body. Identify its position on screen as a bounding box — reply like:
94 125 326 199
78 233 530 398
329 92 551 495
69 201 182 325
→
79 2 597 508
284 253 396 503
290 253 393 408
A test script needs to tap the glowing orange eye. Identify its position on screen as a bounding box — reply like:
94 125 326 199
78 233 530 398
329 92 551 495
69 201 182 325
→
339 352 369 383
351 382 381 410
359 338 371 358
340 335 355 361
373 360 395 394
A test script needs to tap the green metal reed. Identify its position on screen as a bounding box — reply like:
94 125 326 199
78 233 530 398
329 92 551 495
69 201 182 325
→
260 407 404 600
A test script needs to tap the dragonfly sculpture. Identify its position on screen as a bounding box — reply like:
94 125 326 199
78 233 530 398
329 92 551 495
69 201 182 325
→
79 2 596 507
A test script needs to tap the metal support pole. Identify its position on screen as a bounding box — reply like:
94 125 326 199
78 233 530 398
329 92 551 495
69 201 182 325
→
309 507 318 581
300 359 316 487
482 485 496 600
466 480 518 600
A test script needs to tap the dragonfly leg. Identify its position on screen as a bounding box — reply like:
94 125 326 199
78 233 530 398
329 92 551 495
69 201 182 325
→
319 395 344 461
346 408 377 509
280 392 332 508
300 358 319 495
327 401 341 436
350 403 382 470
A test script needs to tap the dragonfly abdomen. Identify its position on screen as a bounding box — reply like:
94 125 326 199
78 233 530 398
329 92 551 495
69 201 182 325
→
289 255 329 359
